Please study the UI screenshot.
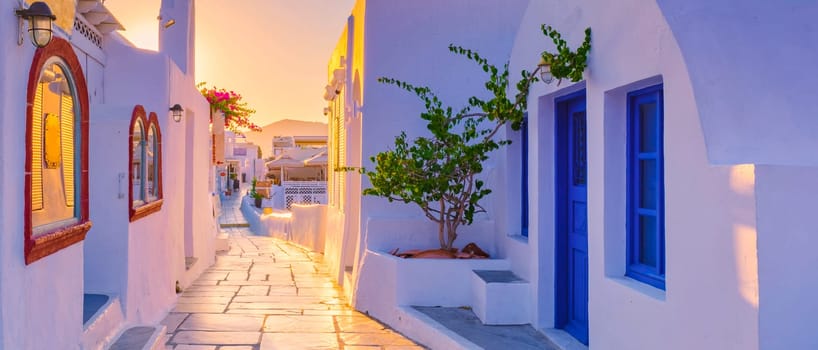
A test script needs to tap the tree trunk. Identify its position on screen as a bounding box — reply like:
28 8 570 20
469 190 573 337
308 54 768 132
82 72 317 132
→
438 199 446 249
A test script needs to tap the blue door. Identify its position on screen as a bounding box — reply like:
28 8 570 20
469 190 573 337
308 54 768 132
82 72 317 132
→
555 91 588 345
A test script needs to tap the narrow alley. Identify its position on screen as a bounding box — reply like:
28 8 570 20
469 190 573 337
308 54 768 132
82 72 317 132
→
161 191 423 349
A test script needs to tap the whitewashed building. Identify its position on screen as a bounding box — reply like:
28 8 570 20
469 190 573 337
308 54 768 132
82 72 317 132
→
322 0 530 316
224 131 263 184
0 0 217 348
323 0 818 349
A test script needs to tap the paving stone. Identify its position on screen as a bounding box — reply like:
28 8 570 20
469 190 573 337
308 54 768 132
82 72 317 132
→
192 279 221 286
161 313 189 333
180 291 237 298
225 308 302 316
267 287 299 296
296 288 342 297
230 302 332 311
248 274 269 281
335 315 391 333
237 286 270 296
340 332 418 347
174 345 217 350
177 296 233 305
263 315 335 333
260 332 339 349
185 285 239 293
227 272 249 281
178 314 265 332
196 272 228 281
232 295 323 304
302 309 361 316
171 331 260 345
219 280 295 287
172 303 227 313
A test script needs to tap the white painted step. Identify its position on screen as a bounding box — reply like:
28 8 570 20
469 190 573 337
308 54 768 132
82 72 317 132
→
107 325 167 350
82 294 124 350
471 270 530 325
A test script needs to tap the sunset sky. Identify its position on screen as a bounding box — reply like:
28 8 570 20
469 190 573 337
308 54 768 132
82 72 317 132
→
104 0 355 126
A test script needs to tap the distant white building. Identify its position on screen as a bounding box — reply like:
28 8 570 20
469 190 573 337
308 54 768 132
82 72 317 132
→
0 0 217 348
272 135 327 156
224 131 263 184
321 0 818 349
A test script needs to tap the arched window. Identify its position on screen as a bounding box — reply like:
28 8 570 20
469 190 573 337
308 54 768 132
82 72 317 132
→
25 38 91 265
129 107 163 221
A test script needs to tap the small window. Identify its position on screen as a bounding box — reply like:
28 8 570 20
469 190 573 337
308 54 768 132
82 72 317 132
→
521 114 529 237
626 84 665 290
146 125 159 201
132 119 145 205
129 107 163 221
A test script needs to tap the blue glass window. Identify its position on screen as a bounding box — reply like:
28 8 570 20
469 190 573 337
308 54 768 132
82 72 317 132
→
626 84 665 290
521 114 529 237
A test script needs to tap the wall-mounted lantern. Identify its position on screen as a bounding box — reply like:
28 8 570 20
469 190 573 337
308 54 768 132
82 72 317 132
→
16 1 56 48
169 104 184 122
538 60 554 85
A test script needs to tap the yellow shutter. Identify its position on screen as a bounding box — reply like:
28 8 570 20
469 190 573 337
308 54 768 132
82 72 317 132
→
338 92 346 211
61 93 74 207
31 84 44 210
327 113 334 205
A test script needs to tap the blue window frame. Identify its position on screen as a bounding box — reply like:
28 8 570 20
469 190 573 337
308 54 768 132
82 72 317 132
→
521 114 529 237
626 84 665 290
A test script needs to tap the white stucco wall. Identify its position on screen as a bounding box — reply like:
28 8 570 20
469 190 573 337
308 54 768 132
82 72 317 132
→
0 27 88 349
755 165 818 350
168 58 217 289
507 0 759 348
86 107 131 300
656 0 818 166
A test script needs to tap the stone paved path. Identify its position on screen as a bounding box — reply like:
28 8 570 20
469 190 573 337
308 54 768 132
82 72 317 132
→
163 197 423 349
218 189 250 228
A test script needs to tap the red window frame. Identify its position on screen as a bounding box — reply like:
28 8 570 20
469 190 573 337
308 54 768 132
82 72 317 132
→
24 38 91 265
128 106 164 222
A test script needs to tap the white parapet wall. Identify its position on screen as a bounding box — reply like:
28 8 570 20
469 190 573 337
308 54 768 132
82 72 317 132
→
290 204 328 253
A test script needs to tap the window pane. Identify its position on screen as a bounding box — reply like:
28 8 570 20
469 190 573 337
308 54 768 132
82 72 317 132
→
132 121 144 203
43 113 61 169
32 61 77 230
639 159 657 210
60 92 75 207
639 102 657 152
639 215 657 267
32 83 44 210
572 111 587 186
146 126 157 200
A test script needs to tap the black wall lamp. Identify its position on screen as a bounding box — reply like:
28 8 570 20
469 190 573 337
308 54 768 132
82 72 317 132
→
16 1 56 48
170 104 184 122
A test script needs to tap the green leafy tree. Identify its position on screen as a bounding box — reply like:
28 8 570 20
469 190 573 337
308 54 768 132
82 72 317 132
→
359 25 590 251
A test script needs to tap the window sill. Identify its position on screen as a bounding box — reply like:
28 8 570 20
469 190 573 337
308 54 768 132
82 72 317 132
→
130 199 163 222
609 275 666 302
26 220 93 265
507 234 529 245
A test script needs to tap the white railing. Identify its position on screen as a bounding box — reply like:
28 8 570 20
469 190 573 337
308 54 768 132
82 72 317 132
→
282 181 327 209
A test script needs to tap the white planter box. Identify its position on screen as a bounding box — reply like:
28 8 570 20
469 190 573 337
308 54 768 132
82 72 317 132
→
355 249 510 324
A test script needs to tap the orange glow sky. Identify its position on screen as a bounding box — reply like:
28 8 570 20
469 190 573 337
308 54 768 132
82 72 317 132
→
105 0 355 126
